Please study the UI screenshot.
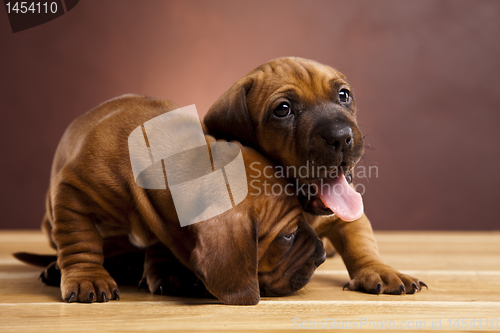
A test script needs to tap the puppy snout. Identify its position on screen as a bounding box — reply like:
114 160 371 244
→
314 238 327 268
322 125 353 152
315 254 326 269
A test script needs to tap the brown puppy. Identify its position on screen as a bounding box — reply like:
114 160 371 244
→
35 94 325 305
204 57 426 295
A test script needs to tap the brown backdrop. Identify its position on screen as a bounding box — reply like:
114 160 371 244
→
1 0 499 230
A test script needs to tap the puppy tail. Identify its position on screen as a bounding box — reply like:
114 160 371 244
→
12 252 57 267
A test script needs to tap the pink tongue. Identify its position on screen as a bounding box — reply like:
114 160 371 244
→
317 173 364 222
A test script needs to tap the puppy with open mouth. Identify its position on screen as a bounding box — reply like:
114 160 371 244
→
14 94 326 305
204 57 426 295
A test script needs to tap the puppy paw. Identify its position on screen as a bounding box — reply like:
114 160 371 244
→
138 271 179 295
39 261 61 286
343 264 427 295
139 263 209 297
61 266 120 303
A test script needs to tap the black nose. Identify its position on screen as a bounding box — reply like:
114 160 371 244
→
315 253 326 269
323 125 353 152
314 239 327 268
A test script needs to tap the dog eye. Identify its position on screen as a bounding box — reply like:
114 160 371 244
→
274 102 291 117
283 233 295 242
338 89 350 104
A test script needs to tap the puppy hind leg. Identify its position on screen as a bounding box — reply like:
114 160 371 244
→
39 261 61 286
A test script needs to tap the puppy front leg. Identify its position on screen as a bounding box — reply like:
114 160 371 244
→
52 206 119 303
140 243 207 297
318 213 426 295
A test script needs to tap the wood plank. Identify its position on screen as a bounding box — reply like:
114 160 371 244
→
0 231 499 332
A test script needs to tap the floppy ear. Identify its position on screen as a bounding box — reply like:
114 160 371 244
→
189 211 259 305
204 78 257 148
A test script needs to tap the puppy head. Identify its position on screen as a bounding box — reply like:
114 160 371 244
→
256 203 326 297
205 57 365 215
188 147 325 305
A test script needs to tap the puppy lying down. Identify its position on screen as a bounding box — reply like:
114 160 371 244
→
14 94 326 305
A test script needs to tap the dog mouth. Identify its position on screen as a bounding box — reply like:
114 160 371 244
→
259 262 318 297
297 166 364 221
305 195 332 215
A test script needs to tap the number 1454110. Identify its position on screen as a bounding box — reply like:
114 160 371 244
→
5 2 58 14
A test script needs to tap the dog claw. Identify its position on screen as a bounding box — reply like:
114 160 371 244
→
88 291 95 302
419 281 428 289
159 285 163 295
399 284 406 295
138 277 147 291
65 292 76 303
113 289 120 300
376 283 382 295
102 291 109 302
343 282 350 291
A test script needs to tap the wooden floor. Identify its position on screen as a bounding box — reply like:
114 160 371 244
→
0 231 499 332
